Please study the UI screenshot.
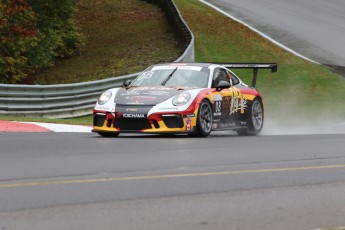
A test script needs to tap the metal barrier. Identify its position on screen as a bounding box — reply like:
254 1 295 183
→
0 0 194 118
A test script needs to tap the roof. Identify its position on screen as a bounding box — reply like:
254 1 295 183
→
152 62 214 68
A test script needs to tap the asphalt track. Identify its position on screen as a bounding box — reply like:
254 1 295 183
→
0 132 345 230
1 1 345 230
203 0 345 71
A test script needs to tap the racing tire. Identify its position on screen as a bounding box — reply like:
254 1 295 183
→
195 100 213 137
97 132 119 137
237 98 264 136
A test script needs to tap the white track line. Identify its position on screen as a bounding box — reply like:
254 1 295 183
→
199 0 319 64
22 122 92 133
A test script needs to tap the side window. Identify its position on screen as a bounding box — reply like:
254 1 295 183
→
229 72 240 85
212 68 230 88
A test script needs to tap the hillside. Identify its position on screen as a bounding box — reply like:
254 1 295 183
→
32 0 182 84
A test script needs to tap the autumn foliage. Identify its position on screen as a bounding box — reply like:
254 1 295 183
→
0 0 83 84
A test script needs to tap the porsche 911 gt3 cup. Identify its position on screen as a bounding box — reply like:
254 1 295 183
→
93 62 277 137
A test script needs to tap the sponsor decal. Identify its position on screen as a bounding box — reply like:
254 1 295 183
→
229 89 247 115
116 87 178 105
146 91 172 96
134 87 176 91
122 114 145 118
120 91 140 96
214 94 222 116
130 95 157 101
214 95 222 101
186 117 191 131
229 96 247 115
126 108 138 112
137 71 154 81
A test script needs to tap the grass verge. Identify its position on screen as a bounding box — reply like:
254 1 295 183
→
32 0 181 84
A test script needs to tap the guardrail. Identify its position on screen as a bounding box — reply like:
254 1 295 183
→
0 0 194 118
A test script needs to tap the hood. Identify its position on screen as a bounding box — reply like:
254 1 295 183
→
114 86 188 106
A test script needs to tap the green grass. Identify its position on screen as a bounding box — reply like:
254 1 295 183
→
1 0 345 125
32 0 182 84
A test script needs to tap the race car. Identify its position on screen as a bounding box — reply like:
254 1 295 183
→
92 62 277 137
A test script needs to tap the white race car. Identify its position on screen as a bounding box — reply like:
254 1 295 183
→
93 62 277 137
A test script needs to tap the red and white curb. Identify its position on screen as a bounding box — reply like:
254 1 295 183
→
0 120 92 133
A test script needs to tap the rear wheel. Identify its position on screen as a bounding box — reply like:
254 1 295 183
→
97 132 119 137
237 98 264 136
195 100 213 137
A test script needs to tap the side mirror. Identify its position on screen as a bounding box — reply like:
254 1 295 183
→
123 80 132 87
216 80 231 91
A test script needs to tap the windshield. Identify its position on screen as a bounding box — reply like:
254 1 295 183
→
131 65 210 88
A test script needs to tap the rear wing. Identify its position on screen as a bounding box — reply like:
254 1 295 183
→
219 63 278 88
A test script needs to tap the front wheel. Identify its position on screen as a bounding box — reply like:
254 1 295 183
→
237 98 264 136
195 100 213 137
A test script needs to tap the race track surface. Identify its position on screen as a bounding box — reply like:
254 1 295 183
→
203 0 345 69
1 132 345 230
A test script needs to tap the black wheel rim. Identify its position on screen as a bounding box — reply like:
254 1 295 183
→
200 103 212 133
252 100 263 130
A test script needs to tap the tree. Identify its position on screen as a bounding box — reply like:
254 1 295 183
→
0 0 83 84
0 0 39 83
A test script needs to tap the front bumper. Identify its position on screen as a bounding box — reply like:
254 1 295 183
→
92 111 197 134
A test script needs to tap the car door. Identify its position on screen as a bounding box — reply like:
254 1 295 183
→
211 68 245 127
227 71 246 116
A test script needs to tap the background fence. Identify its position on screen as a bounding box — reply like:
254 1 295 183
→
0 0 194 118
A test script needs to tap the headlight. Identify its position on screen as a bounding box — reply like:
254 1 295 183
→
98 90 112 105
172 92 191 106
